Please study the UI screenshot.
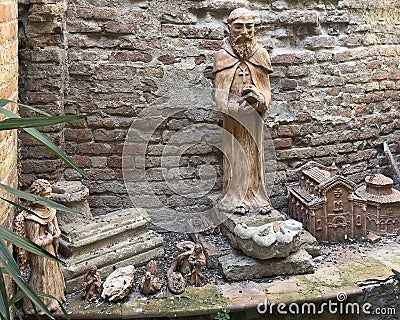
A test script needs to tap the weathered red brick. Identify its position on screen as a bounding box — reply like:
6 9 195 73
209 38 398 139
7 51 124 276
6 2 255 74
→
366 60 382 69
158 55 181 65
294 51 315 64
274 138 292 149
109 51 152 63
287 66 309 77
334 50 352 62
388 72 400 80
371 71 388 80
339 35 362 47
64 128 93 142
304 36 336 50
198 40 222 51
194 55 206 65
271 53 294 65
280 79 297 90
108 156 124 168
279 10 319 25
94 129 128 142
278 124 301 137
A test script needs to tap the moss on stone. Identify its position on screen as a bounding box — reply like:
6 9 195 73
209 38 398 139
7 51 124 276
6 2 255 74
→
122 285 226 318
337 258 394 285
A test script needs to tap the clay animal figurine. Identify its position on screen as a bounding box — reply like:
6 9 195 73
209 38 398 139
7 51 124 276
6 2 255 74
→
188 244 206 286
176 241 195 275
140 260 163 295
82 265 102 303
167 263 186 295
167 248 188 295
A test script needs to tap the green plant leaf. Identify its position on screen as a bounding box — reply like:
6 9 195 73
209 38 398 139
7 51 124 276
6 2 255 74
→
9 290 69 320
24 127 88 178
0 183 81 215
7 291 25 306
34 293 70 320
0 98 50 116
0 239 54 319
0 101 87 179
1 197 39 217
0 115 85 130
0 225 64 266
0 268 10 320
32 304 41 320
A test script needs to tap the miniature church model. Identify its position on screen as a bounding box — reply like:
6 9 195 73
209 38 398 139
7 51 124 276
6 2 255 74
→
288 162 400 243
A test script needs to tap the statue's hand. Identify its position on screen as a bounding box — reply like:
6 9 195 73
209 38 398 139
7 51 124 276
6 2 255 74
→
241 85 265 110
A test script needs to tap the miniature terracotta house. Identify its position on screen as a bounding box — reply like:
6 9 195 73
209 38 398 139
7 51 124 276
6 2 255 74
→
354 170 400 235
288 162 400 243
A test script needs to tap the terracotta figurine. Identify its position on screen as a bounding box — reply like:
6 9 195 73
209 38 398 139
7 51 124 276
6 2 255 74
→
176 241 195 275
213 8 274 215
188 244 206 286
140 260 163 295
167 263 186 295
15 179 66 314
82 265 102 303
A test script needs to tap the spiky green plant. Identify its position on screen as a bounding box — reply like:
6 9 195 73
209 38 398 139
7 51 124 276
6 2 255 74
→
0 98 86 320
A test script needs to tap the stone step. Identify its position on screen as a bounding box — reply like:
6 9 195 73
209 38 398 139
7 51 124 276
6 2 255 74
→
218 249 314 282
62 230 164 293
59 208 149 257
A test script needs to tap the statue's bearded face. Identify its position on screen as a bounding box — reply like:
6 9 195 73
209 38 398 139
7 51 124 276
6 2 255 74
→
229 16 255 58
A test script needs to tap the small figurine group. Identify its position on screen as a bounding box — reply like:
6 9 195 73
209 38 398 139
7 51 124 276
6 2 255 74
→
82 242 206 302
82 260 163 302
167 241 207 294
14 179 207 310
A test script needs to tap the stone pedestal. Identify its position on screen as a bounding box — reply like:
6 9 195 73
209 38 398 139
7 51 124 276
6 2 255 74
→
60 208 164 293
52 181 91 227
219 209 319 281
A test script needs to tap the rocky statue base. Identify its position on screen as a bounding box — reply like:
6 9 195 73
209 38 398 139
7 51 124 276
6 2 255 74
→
219 210 319 281
59 208 164 293
52 181 91 227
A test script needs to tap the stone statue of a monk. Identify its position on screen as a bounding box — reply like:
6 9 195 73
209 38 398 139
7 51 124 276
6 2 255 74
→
213 8 273 215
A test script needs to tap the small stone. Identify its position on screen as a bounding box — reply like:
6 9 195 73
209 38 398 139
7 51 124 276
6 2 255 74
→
367 232 381 244
295 230 321 257
101 265 135 302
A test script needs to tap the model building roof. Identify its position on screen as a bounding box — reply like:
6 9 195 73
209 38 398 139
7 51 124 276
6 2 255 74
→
288 185 324 206
303 167 331 184
354 172 400 203
355 185 400 204
365 173 393 187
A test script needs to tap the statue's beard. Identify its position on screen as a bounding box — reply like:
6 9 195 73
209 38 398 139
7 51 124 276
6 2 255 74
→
231 35 255 59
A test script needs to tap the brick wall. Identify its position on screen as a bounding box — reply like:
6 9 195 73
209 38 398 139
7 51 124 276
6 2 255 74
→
0 0 18 299
18 0 67 185
18 0 400 216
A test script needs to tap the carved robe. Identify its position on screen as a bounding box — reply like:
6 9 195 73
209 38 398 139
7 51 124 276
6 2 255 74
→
23 208 66 314
213 39 273 213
